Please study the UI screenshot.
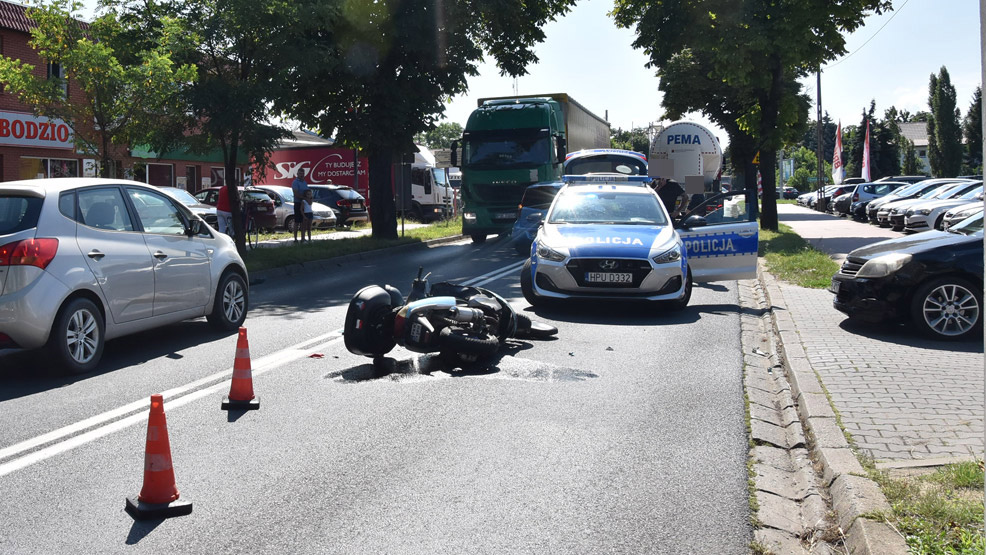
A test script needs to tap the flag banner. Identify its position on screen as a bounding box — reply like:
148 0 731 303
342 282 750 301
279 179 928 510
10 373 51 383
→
832 121 844 185
861 120 872 182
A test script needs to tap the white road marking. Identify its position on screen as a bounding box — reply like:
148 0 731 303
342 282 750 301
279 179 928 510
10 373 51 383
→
0 258 525 477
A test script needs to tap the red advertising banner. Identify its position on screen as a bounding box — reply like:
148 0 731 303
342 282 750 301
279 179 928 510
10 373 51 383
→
0 110 73 149
253 147 369 200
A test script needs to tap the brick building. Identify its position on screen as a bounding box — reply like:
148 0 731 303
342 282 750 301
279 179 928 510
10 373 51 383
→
0 0 246 192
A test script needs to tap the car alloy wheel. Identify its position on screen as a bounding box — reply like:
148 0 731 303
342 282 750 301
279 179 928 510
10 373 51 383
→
208 271 248 330
911 277 982 340
47 297 105 374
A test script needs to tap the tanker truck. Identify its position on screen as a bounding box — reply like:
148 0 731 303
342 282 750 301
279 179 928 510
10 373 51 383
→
452 93 610 243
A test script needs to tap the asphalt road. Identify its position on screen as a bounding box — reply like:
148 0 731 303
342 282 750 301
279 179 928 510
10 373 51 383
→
0 236 752 554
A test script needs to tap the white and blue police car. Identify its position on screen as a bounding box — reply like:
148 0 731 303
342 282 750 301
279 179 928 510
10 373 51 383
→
520 175 759 309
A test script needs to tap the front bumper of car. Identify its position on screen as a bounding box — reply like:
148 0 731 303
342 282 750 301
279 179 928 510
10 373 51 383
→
310 212 337 229
903 214 931 232
527 255 687 301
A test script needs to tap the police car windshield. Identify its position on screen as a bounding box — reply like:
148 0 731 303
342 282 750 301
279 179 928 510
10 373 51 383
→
565 155 647 176
548 190 667 225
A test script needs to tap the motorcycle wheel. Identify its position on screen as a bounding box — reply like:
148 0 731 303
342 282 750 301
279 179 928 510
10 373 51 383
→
438 327 499 358
513 313 558 340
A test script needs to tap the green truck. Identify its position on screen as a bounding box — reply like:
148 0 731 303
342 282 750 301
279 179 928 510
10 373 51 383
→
452 93 610 243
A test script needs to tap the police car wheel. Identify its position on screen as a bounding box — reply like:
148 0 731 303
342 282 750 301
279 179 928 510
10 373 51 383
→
521 260 539 306
664 268 692 311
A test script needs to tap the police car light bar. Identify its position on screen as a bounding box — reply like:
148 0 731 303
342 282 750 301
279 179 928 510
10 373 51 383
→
563 175 653 185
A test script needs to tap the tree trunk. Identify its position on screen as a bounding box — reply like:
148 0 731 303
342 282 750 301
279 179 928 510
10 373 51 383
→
368 150 398 239
759 149 778 231
226 147 246 254
757 61 785 232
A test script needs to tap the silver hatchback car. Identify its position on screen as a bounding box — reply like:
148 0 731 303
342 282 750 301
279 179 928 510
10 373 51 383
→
0 178 249 373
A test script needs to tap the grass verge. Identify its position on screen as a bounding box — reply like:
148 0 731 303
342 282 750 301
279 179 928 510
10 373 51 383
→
243 217 463 272
869 460 985 554
758 223 840 288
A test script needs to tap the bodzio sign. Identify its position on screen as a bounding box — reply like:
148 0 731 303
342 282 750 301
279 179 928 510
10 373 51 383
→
0 111 73 149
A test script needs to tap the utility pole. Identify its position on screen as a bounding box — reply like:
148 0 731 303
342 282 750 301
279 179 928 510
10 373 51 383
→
815 68 825 212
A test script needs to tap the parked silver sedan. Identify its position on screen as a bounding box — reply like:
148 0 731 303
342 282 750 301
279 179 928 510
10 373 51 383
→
254 185 337 232
0 178 249 373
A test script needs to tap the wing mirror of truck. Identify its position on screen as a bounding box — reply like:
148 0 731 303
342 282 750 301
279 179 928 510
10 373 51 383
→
450 141 458 167
556 137 567 164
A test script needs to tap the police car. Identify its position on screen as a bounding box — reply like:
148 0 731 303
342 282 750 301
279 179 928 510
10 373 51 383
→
520 175 759 309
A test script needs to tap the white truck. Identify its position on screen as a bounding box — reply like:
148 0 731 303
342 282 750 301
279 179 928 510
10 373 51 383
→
648 120 723 196
396 145 455 221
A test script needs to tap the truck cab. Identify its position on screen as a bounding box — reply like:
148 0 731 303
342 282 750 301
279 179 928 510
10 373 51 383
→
400 145 454 222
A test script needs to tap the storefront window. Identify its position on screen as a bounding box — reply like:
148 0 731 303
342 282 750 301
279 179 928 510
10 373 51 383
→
146 163 174 187
20 157 79 180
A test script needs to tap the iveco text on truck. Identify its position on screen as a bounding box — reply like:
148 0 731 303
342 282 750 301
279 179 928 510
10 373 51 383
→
452 94 610 243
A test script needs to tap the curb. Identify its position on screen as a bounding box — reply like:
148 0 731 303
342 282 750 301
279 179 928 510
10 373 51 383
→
248 234 466 285
757 262 908 554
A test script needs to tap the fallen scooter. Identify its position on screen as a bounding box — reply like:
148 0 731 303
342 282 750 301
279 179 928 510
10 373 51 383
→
344 267 557 363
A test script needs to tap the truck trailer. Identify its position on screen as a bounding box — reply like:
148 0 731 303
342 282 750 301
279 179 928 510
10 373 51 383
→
453 93 610 243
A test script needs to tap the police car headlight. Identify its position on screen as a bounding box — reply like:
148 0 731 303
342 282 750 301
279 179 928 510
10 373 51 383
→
856 253 912 279
536 241 567 262
652 245 682 264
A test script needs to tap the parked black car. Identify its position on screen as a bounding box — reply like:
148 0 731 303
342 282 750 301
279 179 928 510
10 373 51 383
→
831 212 984 340
309 184 369 226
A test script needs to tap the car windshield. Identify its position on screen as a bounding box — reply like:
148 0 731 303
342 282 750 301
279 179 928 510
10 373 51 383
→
271 188 295 203
958 186 983 200
548 190 667 225
949 212 984 235
431 168 449 186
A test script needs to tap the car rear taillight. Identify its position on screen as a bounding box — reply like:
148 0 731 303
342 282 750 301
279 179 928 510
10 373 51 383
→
0 238 59 269
852 193 859 202
336 199 352 208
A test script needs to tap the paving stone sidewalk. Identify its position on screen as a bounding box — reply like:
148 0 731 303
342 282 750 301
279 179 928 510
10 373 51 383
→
772 204 984 466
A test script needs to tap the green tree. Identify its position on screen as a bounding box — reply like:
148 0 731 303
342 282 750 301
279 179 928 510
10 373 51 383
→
845 101 899 180
107 0 328 253
0 0 195 177
800 112 837 164
610 127 650 153
289 0 576 239
416 122 464 149
611 0 891 230
927 66 963 177
962 86 982 173
900 137 921 175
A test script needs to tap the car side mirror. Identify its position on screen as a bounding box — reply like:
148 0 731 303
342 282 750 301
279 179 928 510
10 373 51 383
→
556 136 567 164
186 219 204 237
680 214 707 229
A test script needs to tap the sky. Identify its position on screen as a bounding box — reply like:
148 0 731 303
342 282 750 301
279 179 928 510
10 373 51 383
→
76 0 981 147
437 0 983 147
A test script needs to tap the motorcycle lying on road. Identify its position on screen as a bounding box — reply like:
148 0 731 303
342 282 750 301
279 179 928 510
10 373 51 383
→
344 267 557 363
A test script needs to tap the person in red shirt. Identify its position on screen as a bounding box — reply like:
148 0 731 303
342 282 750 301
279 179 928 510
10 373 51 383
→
217 184 233 234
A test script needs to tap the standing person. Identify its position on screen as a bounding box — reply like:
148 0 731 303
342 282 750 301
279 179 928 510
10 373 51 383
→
302 189 314 242
653 177 688 219
291 169 310 243
217 182 233 235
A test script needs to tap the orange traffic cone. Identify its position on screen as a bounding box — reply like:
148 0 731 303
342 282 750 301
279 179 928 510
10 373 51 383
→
125 394 192 520
222 327 260 410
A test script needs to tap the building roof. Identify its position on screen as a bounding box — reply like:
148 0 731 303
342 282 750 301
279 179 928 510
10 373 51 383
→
277 129 335 149
899 122 929 147
0 0 35 33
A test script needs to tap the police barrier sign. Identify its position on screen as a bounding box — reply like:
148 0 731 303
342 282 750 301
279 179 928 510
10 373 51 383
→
0 110 73 149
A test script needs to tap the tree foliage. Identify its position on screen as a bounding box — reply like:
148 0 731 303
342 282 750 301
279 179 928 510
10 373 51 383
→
927 66 963 178
416 122 464 149
105 0 324 253
610 127 650 153
611 0 891 230
0 0 195 176
844 101 900 180
286 0 575 239
962 86 982 173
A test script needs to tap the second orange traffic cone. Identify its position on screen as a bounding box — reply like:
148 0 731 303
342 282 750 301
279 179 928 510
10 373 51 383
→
222 327 260 410
125 394 193 520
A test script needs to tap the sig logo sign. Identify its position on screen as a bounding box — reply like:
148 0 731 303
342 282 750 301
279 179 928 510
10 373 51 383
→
666 134 702 145
0 111 73 149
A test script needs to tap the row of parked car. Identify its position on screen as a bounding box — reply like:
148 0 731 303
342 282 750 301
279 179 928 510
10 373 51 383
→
188 184 369 232
795 176 985 341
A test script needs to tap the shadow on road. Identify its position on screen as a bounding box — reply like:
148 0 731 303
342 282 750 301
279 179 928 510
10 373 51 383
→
836 317 984 352
0 321 237 402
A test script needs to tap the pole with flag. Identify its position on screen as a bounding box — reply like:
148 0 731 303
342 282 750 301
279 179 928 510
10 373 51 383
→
832 121 844 185
861 120 872 182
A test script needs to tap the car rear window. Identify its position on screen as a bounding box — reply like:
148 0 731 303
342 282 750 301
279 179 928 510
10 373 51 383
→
244 191 271 203
0 195 43 235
